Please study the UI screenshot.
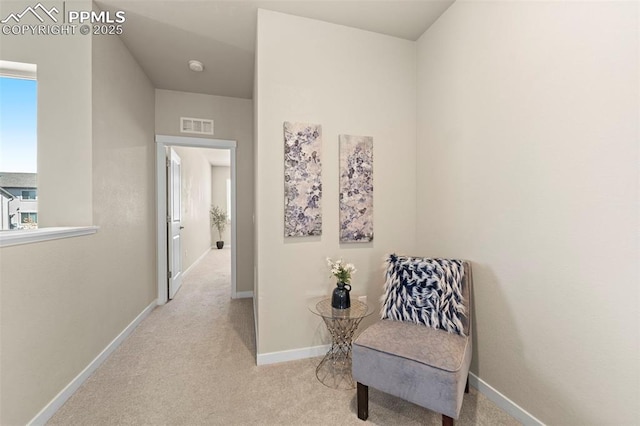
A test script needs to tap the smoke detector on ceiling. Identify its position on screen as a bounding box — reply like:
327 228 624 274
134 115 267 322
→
188 60 204 72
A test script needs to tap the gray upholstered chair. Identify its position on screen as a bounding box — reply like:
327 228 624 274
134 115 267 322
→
352 259 473 426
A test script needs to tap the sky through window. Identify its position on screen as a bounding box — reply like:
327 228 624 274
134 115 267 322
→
0 76 37 173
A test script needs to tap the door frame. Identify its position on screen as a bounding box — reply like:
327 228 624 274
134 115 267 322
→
155 134 238 305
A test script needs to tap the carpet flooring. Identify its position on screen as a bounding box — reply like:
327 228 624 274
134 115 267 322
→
49 248 521 425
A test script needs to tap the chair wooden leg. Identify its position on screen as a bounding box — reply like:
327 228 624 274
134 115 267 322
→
465 375 470 394
357 382 369 421
442 414 454 426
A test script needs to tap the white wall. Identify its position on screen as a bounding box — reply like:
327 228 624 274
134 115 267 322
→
173 147 212 271
0 20 156 425
155 90 254 292
255 10 417 355
416 1 639 423
0 0 92 226
211 165 231 244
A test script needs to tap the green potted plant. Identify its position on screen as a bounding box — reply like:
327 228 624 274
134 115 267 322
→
210 205 228 249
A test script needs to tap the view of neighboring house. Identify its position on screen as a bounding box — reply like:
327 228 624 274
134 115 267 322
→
0 172 37 230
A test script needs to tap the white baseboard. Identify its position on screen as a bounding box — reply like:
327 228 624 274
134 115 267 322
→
234 291 254 299
27 300 157 426
257 344 329 366
257 350 543 424
183 248 212 278
25 299 542 426
469 372 544 426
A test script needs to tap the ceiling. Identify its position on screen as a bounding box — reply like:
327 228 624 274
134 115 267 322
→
199 147 230 167
95 0 454 99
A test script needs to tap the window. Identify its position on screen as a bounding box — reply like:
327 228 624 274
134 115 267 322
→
0 61 38 230
21 190 36 200
20 212 37 226
0 61 98 246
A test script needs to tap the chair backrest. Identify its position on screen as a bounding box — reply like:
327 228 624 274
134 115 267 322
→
461 261 473 337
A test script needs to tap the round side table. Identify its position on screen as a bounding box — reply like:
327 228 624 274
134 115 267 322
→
309 298 373 390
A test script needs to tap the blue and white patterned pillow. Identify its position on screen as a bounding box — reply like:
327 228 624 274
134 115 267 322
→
381 254 467 336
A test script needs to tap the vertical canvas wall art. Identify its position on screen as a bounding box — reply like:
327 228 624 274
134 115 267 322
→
284 122 323 237
339 135 373 243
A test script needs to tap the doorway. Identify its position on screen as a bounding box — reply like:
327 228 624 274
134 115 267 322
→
155 134 238 305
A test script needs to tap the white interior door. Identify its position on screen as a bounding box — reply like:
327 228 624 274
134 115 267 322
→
168 148 183 299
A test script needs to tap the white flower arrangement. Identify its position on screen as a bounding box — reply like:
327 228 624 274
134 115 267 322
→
326 257 357 284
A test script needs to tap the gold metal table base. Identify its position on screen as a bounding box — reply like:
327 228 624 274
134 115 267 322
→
315 316 364 390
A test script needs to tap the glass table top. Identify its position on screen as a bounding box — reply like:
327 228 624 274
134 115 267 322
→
309 298 374 320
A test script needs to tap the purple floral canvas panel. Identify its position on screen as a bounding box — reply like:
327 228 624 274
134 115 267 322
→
284 122 322 237
339 135 373 243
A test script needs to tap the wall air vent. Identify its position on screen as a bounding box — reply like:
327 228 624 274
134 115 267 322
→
180 117 214 135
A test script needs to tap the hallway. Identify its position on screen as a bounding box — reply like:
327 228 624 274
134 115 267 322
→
49 247 257 424
48 248 519 425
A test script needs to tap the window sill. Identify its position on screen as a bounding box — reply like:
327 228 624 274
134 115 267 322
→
0 226 99 248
